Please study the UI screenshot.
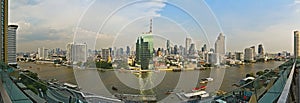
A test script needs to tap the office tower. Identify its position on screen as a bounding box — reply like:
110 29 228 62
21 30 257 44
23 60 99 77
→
202 44 207 52
135 37 152 70
179 45 184 55
215 33 225 55
102 49 111 62
1 0 8 63
126 46 130 56
244 48 254 62
135 19 154 70
258 44 264 56
294 31 300 58
185 37 192 55
7 25 18 65
208 52 219 65
235 52 244 61
37 47 48 60
249 46 255 59
166 40 170 55
66 42 87 64
189 43 196 55
174 45 178 54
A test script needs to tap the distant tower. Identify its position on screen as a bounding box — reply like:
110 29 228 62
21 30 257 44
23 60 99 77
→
215 33 225 64
1 0 8 63
250 46 256 57
7 25 18 65
149 19 152 34
294 31 300 58
244 48 254 62
215 33 225 55
185 37 192 55
258 44 264 56
166 40 170 55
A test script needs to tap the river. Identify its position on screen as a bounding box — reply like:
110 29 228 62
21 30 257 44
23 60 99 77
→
18 61 283 102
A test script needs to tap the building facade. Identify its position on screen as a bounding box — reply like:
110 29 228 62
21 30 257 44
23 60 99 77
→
135 36 152 70
7 25 18 65
258 44 264 56
66 42 87 64
294 31 300 58
1 0 8 63
185 37 192 55
244 48 254 62
215 33 225 55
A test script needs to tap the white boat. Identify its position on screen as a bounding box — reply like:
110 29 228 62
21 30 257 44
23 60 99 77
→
183 91 209 98
206 77 213 81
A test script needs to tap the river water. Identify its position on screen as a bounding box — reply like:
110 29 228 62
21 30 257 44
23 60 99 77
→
18 61 283 102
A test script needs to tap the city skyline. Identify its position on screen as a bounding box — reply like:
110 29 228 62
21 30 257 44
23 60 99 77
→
9 0 300 53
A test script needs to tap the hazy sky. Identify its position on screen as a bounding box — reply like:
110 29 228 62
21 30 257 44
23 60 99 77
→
9 0 300 53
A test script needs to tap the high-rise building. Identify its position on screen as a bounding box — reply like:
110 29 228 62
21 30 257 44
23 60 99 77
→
135 19 154 70
185 37 192 55
174 45 178 54
215 33 225 55
189 43 196 55
102 48 111 62
207 52 219 65
1 0 8 63
258 44 264 56
201 44 207 52
66 42 87 64
7 25 18 65
294 31 300 58
235 52 244 61
37 47 48 60
126 46 130 56
250 46 256 58
166 40 170 55
244 48 254 62
135 37 152 70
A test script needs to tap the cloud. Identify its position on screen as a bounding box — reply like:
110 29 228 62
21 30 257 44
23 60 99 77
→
10 0 167 52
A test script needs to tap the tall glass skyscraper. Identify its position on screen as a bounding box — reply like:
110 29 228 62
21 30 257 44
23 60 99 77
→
294 31 300 58
215 33 225 55
7 25 18 65
1 0 8 63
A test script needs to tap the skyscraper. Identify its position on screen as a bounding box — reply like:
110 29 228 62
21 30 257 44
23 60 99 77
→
66 42 87 64
244 48 254 62
258 44 264 56
37 47 48 60
185 37 192 55
166 40 170 55
135 37 152 70
250 46 256 58
294 31 300 58
215 33 225 55
126 46 130 56
102 48 111 62
1 0 8 63
135 19 154 70
7 25 18 65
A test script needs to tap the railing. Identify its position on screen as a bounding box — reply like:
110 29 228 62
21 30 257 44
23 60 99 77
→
277 61 297 103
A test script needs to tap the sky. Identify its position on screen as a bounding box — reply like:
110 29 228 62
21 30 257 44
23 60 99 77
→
9 0 300 53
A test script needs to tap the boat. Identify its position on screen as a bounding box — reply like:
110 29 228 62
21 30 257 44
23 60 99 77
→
183 91 209 98
206 77 213 81
200 81 208 84
165 90 174 94
192 86 207 92
112 86 118 91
